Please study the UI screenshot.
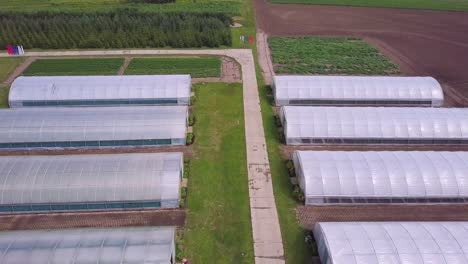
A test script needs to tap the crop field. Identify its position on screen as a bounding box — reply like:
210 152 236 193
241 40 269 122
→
269 37 399 75
22 58 124 76
268 0 468 11
181 83 253 263
0 58 24 83
126 58 221 78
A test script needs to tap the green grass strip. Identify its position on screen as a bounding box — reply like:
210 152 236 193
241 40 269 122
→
22 58 124 76
125 58 221 78
181 82 254 263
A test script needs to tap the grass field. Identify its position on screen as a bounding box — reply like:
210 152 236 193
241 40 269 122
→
0 85 9 108
0 57 24 83
269 37 399 75
268 0 468 11
125 58 221 78
23 58 124 76
181 83 253 263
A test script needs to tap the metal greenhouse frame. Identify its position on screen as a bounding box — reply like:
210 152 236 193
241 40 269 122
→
0 153 182 213
294 151 468 205
280 106 468 145
273 76 444 107
9 75 191 107
0 227 176 264
0 106 187 149
314 222 468 264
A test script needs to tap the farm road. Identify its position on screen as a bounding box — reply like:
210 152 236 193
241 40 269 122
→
0 49 285 264
253 0 468 106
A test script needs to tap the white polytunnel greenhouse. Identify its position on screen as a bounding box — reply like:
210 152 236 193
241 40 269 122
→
0 152 182 213
0 226 176 264
280 106 468 145
314 222 468 264
294 151 468 205
273 75 444 107
0 106 187 149
9 75 191 107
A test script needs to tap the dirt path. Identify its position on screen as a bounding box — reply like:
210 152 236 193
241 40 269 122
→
117 56 132 75
3 57 36 85
253 0 468 106
256 31 274 85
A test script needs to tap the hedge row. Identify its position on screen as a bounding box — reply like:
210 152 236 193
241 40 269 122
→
0 11 232 49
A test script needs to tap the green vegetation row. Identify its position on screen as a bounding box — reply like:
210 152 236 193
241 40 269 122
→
126 58 221 77
23 59 124 76
0 11 232 49
269 37 399 75
269 0 468 12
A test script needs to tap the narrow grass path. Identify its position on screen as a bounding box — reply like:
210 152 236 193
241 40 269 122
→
182 83 254 263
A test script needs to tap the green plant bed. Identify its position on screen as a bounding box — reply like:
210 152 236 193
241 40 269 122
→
125 58 221 78
180 82 253 263
22 58 124 76
269 37 399 75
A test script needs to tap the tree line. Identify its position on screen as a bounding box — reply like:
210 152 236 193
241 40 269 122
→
0 11 232 49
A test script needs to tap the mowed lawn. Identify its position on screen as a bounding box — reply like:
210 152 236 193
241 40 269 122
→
22 58 124 76
269 37 399 75
125 58 221 78
269 0 468 11
182 83 253 263
0 57 24 82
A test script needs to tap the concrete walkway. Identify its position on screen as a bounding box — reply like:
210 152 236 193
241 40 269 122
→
0 49 285 263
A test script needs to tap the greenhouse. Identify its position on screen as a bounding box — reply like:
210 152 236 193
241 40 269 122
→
280 106 468 145
0 106 187 149
294 151 468 205
0 152 182 213
0 226 176 264
273 75 444 107
9 75 191 107
314 222 468 264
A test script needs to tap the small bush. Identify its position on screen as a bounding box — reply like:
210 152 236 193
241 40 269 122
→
186 132 194 145
285 160 295 177
183 159 190 178
181 187 188 199
274 115 282 127
305 231 318 256
189 115 196 126
278 130 285 144
190 95 197 105
292 185 305 202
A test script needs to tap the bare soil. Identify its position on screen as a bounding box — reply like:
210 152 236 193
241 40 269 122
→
253 0 468 106
297 204 468 230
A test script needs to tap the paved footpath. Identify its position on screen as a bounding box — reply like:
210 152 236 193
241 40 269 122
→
0 49 285 263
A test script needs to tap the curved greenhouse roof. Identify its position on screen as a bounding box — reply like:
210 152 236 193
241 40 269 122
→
314 222 468 264
0 226 175 264
0 106 187 149
280 106 468 145
0 152 182 213
9 75 191 107
294 151 468 205
273 76 444 106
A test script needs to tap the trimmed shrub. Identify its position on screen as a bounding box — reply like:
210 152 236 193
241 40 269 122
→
274 115 282 127
0 11 232 49
188 115 196 126
292 185 305 202
186 132 194 145
285 160 295 177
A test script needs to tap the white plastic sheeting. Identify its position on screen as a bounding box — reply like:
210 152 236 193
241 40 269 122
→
0 226 176 264
0 106 187 148
273 76 444 106
280 106 468 145
9 75 191 107
294 151 468 205
314 222 468 264
0 153 182 212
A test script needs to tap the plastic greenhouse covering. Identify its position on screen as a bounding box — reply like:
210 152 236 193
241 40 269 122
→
294 151 468 205
280 106 468 145
0 152 182 213
273 76 444 106
0 106 187 149
0 226 176 264
314 222 468 264
9 75 191 107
